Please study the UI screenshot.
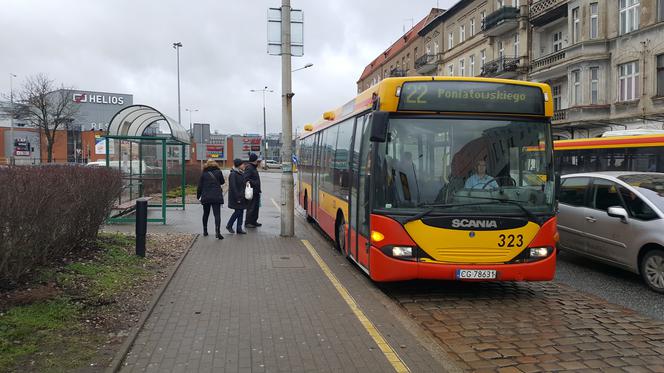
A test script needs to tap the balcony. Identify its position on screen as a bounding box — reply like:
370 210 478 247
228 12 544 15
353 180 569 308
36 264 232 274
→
480 56 521 78
482 7 519 37
531 49 567 71
530 41 610 79
553 105 611 124
389 68 407 77
553 109 567 122
415 54 441 74
530 0 568 26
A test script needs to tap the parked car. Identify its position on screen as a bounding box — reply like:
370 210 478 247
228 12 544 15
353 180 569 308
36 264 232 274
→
557 172 664 293
264 160 280 169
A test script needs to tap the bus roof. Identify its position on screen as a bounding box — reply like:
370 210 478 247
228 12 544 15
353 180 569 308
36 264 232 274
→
300 76 553 139
554 134 664 150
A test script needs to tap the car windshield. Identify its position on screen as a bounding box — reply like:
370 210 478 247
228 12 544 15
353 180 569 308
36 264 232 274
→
374 117 555 216
618 174 664 212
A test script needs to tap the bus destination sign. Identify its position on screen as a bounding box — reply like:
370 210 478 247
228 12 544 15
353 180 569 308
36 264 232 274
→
397 81 545 115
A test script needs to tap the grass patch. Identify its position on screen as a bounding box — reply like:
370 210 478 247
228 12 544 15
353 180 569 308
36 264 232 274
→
166 184 197 199
0 298 82 371
0 232 151 371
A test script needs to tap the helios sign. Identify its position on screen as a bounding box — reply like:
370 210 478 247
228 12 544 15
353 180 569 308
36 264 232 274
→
72 93 125 105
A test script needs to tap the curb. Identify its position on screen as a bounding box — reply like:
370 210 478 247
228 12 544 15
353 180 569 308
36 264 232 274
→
106 234 199 373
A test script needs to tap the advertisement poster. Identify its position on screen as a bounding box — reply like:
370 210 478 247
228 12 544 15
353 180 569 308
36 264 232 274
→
95 136 114 155
206 144 224 159
13 138 31 156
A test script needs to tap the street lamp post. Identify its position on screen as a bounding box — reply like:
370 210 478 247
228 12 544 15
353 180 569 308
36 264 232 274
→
173 42 183 125
9 73 16 165
291 62 313 72
185 108 198 136
250 87 273 161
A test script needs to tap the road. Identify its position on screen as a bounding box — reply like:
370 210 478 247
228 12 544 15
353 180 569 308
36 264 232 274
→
555 249 664 321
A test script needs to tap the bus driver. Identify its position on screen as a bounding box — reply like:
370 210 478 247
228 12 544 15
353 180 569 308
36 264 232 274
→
465 159 498 189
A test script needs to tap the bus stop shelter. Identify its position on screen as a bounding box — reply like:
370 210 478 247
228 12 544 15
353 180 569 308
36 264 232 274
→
104 105 190 224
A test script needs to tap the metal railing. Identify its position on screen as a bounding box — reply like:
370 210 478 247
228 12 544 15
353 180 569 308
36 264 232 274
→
414 54 441 70
480 56 520 77
389 68 407 77
482 6 519 32
530 0 568 20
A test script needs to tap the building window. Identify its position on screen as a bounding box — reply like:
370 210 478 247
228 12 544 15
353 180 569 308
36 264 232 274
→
459 59 465 76
470 18 475 36
659 0 664 22
448 32 454 50
553 84 562 111
657 54 664 96
480 49 486 68
481 11 486 28
590 67 599 104
469 55 475 76
572 70 581 105
498 41 504 59
620 0 640 35
572 7 580 43
497 0 504 7
448 64 454 76
426 43 431 55
513 33 519 57
460 25 465 43
434 40 439 55
553 31 563 52
590 3 599 39
512 0 520 6
619 61 640 101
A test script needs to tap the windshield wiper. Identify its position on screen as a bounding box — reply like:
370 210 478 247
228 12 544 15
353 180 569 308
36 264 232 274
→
452 195 537 221
404 198 535 224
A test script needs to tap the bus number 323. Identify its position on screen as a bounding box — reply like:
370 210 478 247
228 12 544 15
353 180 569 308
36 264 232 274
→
498 234 524 248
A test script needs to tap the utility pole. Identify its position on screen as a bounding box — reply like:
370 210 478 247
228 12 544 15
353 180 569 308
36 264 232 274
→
9 73 16 165
173 42 183 125
250 87 273 161
280 0 294 237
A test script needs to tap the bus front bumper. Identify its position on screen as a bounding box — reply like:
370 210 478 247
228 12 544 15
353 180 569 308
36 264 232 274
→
369 245 557 282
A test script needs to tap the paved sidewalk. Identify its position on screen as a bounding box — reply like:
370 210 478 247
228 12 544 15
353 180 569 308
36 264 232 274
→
110 183 450 372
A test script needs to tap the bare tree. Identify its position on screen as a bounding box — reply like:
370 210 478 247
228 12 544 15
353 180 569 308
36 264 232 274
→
13 74 79 163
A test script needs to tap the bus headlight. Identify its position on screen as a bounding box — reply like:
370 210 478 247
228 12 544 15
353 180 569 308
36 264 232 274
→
392 246 413 257
529 247 551 258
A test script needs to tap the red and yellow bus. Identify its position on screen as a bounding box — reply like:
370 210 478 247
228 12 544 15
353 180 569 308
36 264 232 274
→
297 77 558 282
555 134 664 174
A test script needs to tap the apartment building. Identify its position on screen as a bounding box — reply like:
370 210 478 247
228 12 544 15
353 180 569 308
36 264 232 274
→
358 1 664 138
356 8 444 93
530 0 664 138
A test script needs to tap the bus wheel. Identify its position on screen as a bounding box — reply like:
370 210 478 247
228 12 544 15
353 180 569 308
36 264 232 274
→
304 193 313 223
335 215 346 254
640 249 664 293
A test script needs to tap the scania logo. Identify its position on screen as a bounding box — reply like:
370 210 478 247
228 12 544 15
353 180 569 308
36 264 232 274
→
451 219 498 229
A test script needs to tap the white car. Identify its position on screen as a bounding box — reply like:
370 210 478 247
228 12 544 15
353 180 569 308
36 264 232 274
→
264 160 280 169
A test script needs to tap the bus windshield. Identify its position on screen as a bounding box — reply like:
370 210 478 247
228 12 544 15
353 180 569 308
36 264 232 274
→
374 117 555 216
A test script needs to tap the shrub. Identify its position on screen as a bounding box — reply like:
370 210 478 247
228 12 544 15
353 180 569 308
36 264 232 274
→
0 165 122 283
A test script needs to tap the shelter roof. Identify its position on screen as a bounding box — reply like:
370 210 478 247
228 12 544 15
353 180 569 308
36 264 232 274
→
106 105 189 144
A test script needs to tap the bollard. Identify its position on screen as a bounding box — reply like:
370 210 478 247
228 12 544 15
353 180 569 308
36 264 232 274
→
135 198 148 257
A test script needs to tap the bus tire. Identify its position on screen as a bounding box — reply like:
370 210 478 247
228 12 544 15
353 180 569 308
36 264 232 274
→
335 213 346 255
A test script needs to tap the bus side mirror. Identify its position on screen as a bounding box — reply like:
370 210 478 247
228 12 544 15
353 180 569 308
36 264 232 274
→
369 111 389 142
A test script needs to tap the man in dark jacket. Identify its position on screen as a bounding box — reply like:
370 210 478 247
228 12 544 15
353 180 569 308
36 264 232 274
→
225 158 248 234
197 160 225 239
244 153 262 228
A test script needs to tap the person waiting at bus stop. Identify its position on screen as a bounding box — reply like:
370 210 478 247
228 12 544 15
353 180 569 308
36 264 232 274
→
244 153 262 228
197 159 225 239
226 158 248 234
465 159 498 189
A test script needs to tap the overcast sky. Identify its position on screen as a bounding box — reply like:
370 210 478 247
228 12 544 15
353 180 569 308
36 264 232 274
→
0 0 456 135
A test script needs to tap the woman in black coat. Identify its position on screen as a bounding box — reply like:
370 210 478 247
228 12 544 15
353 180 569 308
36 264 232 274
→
225 158 248 234
196 160 225 239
